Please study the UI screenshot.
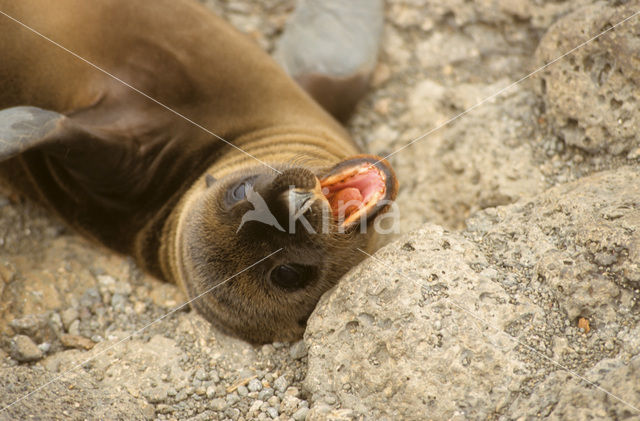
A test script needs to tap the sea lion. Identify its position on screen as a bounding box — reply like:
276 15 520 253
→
0 0 397 343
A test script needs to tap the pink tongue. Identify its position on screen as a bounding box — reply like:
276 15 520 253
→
329 187 363 217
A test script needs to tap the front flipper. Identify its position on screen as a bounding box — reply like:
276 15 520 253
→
0 106 66 162
274 0 384 122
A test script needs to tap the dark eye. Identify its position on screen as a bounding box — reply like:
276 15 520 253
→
227 176 256 205
270 264 316 291
232 182 246 201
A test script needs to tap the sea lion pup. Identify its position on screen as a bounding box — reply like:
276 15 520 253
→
0 0 397 343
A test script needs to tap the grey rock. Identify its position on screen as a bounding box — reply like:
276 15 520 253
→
468 167 640 324
289 340 307 360
536 1 640 155
292 406 310 421
305 225 536 419
210 397 227 411
258 387 274 401
247 378 263 392
205 385 216 399
195 367 207 381
60 307 79 331
9 335 43 362
37 342 51 353
280 394 301 415
273 375 289 393
227 392 240 405
9 314 57 344
305 166 640 419
67 319 80 336
265 406 279 419
143 386 168 404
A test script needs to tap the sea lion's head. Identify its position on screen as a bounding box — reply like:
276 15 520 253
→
170 155 398 343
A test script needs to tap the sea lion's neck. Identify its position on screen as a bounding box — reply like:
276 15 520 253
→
155 126 359 285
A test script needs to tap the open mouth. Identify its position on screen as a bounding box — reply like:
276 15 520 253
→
319 155 397 228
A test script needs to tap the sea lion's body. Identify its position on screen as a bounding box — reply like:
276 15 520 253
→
0 0 395 342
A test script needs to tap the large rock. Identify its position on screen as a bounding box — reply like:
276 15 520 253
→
535 1 640 155
305 166 640 419
305 223 540 420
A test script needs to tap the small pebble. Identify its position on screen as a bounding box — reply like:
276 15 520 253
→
61 308 79 330
267 395 280 408
174 390 188 402
49 312 63 334
195 368 207 381
227 393 240 405
68 319 81 336
143 387 168 404
237 385 249 396
289 341 307 360
225 408 241 419
292 407 309 421
10 335 43 362
249 400 264 414
37 342 51 353
258 388 274 401
60 334 95 350
206 385 217 399
285 387 300 397
273 375 289 393
265 407 278 419
280 395 301 415
247 378 263 392
210 398 227 411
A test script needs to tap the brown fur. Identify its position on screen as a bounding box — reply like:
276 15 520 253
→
0 0 396 342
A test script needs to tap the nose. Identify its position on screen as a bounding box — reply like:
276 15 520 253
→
258 168 326 233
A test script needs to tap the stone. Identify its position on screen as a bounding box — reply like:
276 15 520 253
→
273 375 289 393
305 225 537 419
535 2 640 155
305 166 640 419
9 314 57 344
60 334 96 350
280 395 301 415
292 406 309 421
60 308 79 331
10 335 43 362
288 340 307 360
248 378 263 392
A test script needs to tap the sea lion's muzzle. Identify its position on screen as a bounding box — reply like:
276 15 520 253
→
248 158 398 234
319 155 398 230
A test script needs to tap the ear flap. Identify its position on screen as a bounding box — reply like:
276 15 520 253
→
0 106 67 162
205 174 217 188
319 155 398 230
